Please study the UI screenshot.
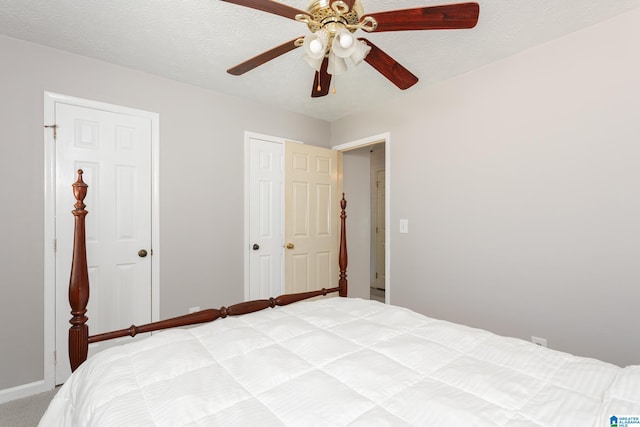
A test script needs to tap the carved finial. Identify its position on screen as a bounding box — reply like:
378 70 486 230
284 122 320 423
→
341 193 347 210
72 169 88 212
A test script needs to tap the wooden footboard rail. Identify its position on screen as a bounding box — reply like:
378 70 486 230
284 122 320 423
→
68 170 348 372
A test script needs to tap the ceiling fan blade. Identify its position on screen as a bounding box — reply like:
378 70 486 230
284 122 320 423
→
311 57 331 97
227 38 301 75
221 0 308 20
359 38 418 90
366 2 479 32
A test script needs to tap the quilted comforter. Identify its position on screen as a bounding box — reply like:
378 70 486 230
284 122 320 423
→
39 298 640 426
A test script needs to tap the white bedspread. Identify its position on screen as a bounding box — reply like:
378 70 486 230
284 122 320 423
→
39 298 640 426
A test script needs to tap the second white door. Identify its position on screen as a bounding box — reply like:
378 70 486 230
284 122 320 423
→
248 137 284 299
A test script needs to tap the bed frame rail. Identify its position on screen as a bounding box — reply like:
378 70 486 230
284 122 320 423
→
68 170 348 372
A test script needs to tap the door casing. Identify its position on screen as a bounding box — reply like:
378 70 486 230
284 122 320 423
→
332 133 391 304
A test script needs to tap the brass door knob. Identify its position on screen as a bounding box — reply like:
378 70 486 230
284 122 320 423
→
285 243 294 249
138 249 148 258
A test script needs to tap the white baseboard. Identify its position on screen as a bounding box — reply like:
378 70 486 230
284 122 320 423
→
0 380 52 404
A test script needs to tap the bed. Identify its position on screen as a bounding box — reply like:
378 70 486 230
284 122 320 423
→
39 171 640 426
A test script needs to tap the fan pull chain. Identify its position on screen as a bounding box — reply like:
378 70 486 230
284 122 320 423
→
315 70 322 93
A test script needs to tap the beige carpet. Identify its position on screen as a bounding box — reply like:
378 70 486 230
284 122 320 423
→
0 388 58 427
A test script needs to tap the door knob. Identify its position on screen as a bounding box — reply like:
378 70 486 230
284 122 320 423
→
252 244 260 250
138 249 148 258
285 243 294 249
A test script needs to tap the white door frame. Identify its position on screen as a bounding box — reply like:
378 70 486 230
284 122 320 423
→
43 92 160 390
332 132 391 304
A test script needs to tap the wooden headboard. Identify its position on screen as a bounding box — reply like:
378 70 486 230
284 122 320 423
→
67 169 348 371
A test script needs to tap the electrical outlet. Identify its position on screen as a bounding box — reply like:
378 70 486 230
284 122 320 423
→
531 336 547 348
189 306 200 314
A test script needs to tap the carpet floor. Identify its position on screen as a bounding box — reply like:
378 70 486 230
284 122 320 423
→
0 388 58 427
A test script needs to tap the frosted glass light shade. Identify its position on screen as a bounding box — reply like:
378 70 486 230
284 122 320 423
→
328 53 347 75
303 54 323 71
303 30 329 59
332 28 356 59
350 39 371 66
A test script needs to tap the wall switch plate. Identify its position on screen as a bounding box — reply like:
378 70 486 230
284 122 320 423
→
399 219 409 234
531 336 547 348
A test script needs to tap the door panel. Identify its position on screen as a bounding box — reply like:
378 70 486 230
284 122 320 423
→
248 138 284 299
284 141 340 294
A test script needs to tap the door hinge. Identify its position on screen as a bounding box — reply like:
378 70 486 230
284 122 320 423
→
44 124 58 140
376 272 378 279
53 350 57 366
53 239 57 253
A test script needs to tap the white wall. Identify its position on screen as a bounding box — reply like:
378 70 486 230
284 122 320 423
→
0 34 330 395
331 8 640 367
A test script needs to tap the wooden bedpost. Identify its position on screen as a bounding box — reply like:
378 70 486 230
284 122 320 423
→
69 170 90 372
339 193 348 297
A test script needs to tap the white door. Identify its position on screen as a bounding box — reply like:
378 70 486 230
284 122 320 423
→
248 137 284 299
54 102 153 383
284 141 340 293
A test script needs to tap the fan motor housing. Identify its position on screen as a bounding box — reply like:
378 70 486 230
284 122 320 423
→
304 0 363 32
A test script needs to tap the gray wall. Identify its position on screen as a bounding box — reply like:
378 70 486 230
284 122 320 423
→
331 8 640 367
0 34 330 391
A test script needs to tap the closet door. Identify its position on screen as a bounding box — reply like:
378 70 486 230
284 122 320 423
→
55 101 153 383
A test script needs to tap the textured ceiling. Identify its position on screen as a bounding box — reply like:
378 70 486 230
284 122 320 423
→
2 0 640 121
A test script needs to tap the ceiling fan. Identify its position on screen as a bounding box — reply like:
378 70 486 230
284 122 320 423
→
223 0 479 97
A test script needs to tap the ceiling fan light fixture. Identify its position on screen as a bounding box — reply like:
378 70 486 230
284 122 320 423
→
331 28 356 58
338 31 353 49
225 0 480 97
309 39 323 54
303 29 329 59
